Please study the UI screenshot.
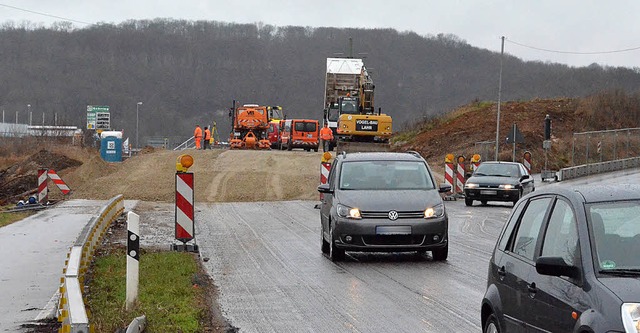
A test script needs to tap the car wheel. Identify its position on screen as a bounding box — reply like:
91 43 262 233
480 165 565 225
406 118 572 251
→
329 223 345 261
314 146 318 152
465 198 473 206
287 143 292 151
481 200 487 205
432 243 448 261
321 226 329 254
513 189 523 205
483 313 501 333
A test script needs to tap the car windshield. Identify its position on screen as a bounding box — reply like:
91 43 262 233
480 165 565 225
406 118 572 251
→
589 200 640 271
474 163 520 177
339 160 434 190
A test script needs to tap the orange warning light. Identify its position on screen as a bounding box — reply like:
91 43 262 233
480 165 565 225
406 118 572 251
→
445 154 454 163
176 154 194 172
457 155 465 164
571 311 579 320
322 152 332 163
471 154 481 163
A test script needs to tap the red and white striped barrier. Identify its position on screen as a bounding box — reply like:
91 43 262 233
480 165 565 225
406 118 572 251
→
38 169 48 203
175 172 195 243
456 162 465 194
523 151 532 174
444 163 454 194
47 169 71 195
320 162 331 200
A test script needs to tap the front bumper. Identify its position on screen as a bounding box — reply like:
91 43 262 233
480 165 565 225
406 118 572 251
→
332 216 448 252
464 188 519 202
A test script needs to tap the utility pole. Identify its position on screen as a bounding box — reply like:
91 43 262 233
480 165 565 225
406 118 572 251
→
495 36 505 161
348 37 353 58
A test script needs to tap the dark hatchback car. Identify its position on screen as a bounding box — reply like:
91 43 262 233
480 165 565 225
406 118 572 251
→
481 184 640 333
317 151 450 261
464 161 534 206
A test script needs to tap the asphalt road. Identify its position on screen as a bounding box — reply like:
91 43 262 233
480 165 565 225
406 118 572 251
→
193 169 640 333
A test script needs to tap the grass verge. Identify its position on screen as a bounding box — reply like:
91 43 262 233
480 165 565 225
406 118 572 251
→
0 209 34 228
86 246 211 333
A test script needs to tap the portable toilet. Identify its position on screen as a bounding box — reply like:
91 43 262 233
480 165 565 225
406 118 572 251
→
100 131 123 162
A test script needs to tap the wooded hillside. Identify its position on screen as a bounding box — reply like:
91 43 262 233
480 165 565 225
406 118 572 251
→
2 19 640 146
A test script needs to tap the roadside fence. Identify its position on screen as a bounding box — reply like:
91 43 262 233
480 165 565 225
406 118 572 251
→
572 127 640 166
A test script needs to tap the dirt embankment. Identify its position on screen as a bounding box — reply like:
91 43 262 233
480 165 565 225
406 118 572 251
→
58 148 323 202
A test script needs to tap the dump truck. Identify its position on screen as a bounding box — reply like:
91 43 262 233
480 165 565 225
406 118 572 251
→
323 57 392 153
228 101 271 149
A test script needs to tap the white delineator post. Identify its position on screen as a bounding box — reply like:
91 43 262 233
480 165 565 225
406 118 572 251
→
126 212 140 311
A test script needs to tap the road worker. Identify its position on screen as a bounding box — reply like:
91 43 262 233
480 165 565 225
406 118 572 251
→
194 125 203 150
203 126 211 150
320 123 334 152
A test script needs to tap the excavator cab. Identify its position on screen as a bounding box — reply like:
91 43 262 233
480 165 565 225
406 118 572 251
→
339 97 359 115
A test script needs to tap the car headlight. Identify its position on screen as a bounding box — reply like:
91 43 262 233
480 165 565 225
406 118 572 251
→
465 183 478 189
622 303 640 332
424 203 445 219
337 204 361 219
499 184 514 190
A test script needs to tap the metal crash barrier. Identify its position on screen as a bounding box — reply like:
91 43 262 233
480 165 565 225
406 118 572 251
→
58 195 124 333
557 156 640 181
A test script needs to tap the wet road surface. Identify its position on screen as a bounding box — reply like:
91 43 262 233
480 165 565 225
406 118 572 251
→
193 170 640 332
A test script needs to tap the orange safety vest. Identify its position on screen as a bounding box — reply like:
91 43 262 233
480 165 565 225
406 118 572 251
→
320 126 333 140
194 126 202 138
204 128 211 140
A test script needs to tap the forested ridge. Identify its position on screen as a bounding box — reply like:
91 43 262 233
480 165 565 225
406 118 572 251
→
2 19 640 145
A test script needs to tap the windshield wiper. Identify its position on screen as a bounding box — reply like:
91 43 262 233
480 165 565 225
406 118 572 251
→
474 172 487 176
599 268 640 276
488 174 510 177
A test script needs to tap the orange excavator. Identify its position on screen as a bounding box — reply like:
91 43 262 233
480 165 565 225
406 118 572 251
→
228 100 271 149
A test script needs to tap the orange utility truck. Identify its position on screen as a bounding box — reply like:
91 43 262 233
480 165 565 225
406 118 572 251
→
229 101 271 149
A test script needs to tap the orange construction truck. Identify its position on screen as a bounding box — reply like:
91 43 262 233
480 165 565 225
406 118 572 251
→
279 119 319 152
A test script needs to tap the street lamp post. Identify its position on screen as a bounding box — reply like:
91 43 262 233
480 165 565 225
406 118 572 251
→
136 102 142 149
28 104 31 125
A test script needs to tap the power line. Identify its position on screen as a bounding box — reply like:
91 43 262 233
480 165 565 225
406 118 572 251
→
505 38 640 55
0 3 94 26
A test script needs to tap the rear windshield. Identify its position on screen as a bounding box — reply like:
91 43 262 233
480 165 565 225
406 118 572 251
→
294 122 317 133
339 160 434 190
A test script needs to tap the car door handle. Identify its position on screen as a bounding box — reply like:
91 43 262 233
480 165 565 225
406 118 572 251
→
528 282 537 294
497 266 506 277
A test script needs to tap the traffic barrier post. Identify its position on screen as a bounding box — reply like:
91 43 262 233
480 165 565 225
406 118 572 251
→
126 212 140 311
47 169 71 197
37 168 48 204
319 152 332 201
173 154 198 252
443 154 455 200
523 151 532 174
455 155 466 197
470 154 481 173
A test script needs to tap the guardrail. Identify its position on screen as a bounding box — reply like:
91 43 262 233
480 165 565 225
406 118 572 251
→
557 156 640 181
58 195 124 333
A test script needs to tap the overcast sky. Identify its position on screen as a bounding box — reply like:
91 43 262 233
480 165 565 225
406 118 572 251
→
1 0 639 69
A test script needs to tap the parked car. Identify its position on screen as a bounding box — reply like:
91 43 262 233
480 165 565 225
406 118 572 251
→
481 184 640 333
464 161 534 206
317 151 451 261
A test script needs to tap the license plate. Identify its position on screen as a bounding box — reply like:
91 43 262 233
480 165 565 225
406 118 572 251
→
481 190 497 195
376 226 411 235
307 134 312 138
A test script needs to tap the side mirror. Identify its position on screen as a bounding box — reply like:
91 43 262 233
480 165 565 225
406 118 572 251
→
317 183 332 194
536 256 580 279
438 183 451 193
520 175 531 182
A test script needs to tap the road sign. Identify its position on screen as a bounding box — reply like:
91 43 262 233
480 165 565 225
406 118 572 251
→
87 105 110 130
506 123 524 144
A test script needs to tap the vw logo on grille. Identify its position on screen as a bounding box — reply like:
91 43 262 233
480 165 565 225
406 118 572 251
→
388 210 399 221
